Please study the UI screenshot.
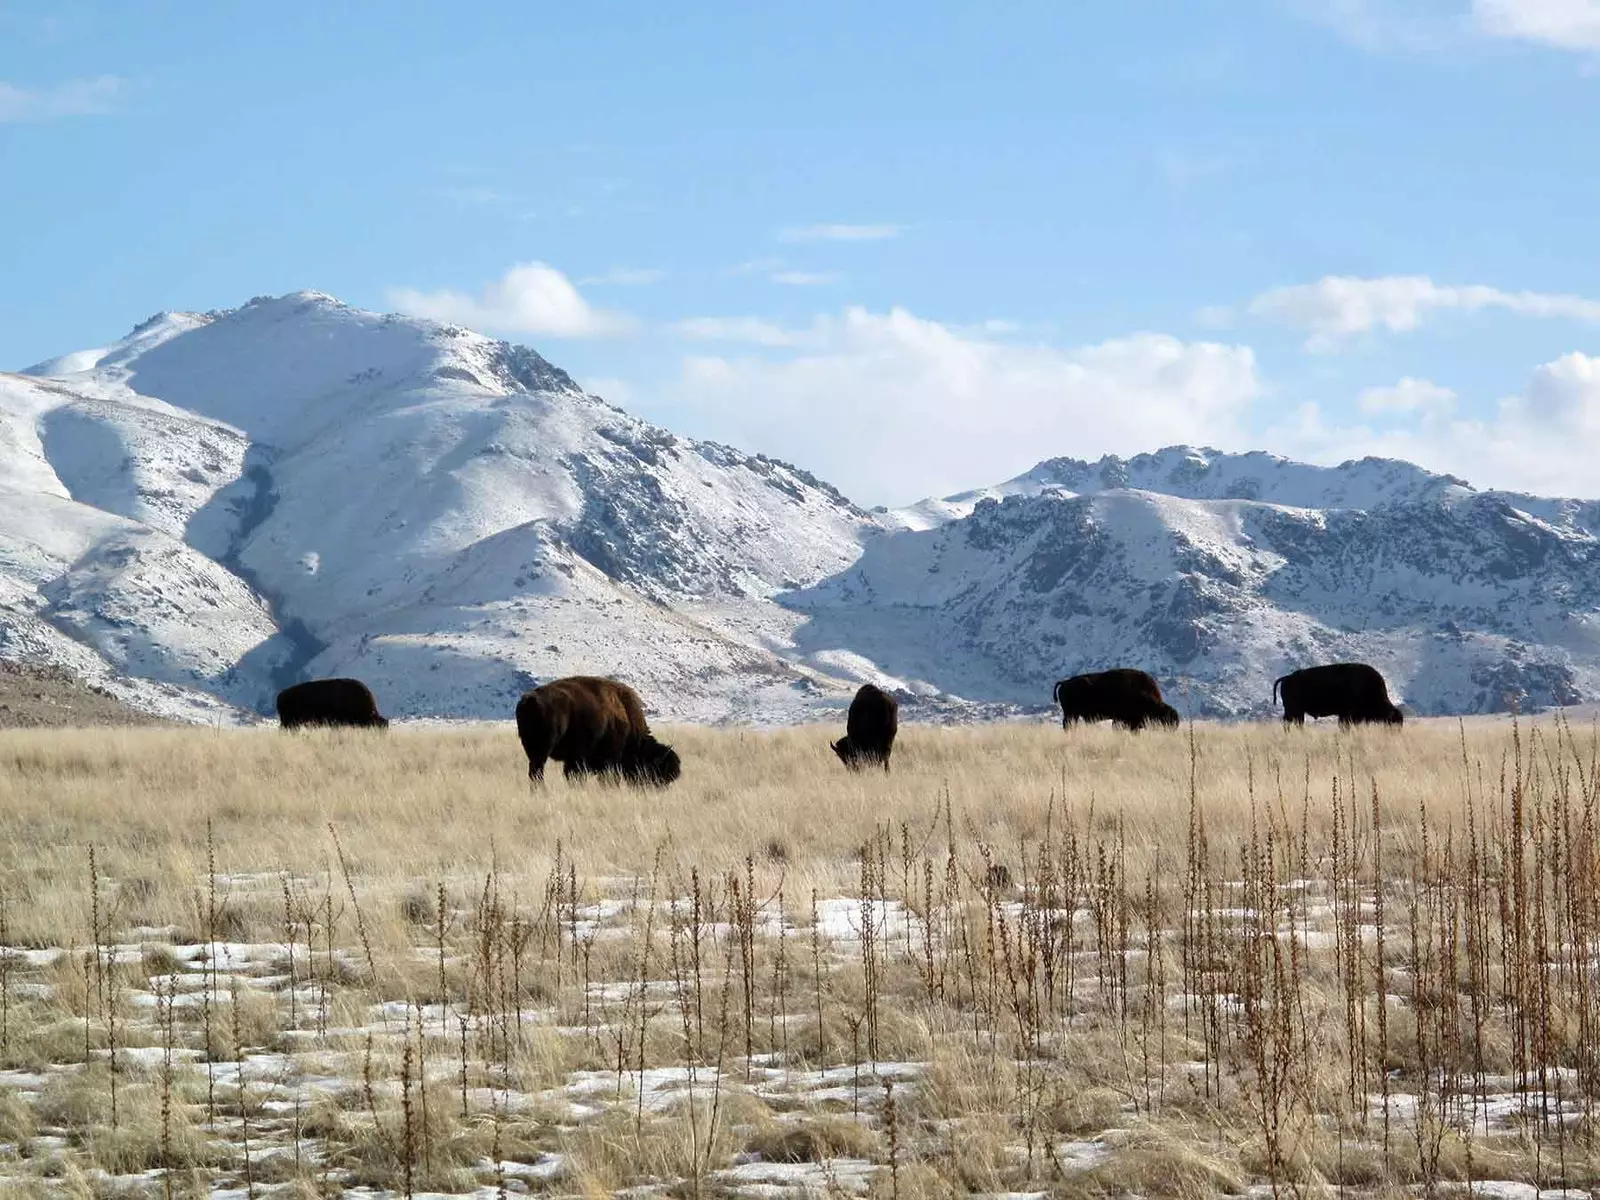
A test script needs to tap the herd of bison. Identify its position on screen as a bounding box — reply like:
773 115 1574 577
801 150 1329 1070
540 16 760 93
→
273 661 1404 788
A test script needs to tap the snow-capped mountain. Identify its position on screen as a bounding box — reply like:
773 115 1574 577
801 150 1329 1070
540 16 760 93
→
5 292 1598 722
817 462 1600 715
3 293 875 722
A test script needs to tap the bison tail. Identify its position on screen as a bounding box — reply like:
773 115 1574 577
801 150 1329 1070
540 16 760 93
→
1272 675 1285 706
1052 679 1065 709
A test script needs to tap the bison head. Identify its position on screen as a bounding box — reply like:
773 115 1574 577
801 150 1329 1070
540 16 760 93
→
833 737 878 771
1382 704 1404 726
1151 702 1181 729
622 736 682 787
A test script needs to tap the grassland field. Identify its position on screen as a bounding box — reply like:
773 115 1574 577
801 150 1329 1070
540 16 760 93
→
0 715 1596 1198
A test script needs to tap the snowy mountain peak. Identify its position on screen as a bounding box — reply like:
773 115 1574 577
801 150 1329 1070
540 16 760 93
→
3 293 878 722
5 292 1600 723
891 444 1481 529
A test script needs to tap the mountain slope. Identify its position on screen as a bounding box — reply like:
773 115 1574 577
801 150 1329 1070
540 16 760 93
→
6 293 878 722
820 458 1600 715
7 297 1600 722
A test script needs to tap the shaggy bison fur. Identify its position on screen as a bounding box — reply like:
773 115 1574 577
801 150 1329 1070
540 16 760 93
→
515 676 680 786
1275 662 1403 727
831 683 899 771
276 678 388 730
1054 669 1179 732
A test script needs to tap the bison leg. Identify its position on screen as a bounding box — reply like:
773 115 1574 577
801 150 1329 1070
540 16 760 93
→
518 726 557 783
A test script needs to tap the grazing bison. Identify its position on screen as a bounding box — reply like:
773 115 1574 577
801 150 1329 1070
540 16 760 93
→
1054 668 1178 732
1146 700 1182 729
1274 663 1403 727
276 678 388 730
832 683 899 771
515 676 680 786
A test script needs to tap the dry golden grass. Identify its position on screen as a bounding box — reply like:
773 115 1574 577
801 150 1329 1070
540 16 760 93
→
0 713 1595 1197
0 717 1538 939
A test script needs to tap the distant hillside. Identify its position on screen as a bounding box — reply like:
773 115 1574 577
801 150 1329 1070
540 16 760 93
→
4 294 1597 721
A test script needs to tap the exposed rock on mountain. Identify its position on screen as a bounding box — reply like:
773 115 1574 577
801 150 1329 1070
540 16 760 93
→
4 295 1597 722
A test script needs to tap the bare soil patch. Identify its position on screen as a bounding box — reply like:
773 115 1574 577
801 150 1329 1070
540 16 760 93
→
0 661 170 729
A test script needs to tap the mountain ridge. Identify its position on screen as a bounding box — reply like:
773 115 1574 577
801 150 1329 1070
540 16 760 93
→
4 291 1597 723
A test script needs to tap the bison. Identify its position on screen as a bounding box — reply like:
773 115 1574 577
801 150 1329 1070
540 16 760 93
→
515 676 680 786
1274 663 1403 727
276 678 388 730
1054 668 1178 732
831 683 899 771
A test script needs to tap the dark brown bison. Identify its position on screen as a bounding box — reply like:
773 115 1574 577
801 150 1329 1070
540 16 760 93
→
832 683 899 771
276 678 388 729
1274 663 1403 727
515 676 680 786
1054 669 1179 732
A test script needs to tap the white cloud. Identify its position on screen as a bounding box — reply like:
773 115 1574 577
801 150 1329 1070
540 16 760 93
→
1271 352 1600 497
1357 377 1458 417
388 262 632 338
0 75 124 122
1504 351 1600 432
1249 274 1600 349
667 307 1260 506
778 223 904 243
675 317 809 347
580 267 665 286
770 270 838 286
1474 0 1600 50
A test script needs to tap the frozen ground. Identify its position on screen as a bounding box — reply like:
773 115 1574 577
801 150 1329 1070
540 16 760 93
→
0 858 1591 1196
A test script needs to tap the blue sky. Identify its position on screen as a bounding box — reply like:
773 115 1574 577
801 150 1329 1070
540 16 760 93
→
3 1 1599 505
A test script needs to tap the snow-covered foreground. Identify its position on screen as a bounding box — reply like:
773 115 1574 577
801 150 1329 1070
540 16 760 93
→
4 290 1600 724
1 844 1596 1195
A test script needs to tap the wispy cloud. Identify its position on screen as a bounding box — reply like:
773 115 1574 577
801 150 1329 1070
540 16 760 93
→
770 270 839 286
1473 0 1600 51
1248 274 1600 349
725 257 787 277
675 316 809 347
388 262 633 338
1357 376 1458 417
580 267 666 286
1292 0 1600 54
778 223 904 243
0 75 124 122
722 258 839 286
